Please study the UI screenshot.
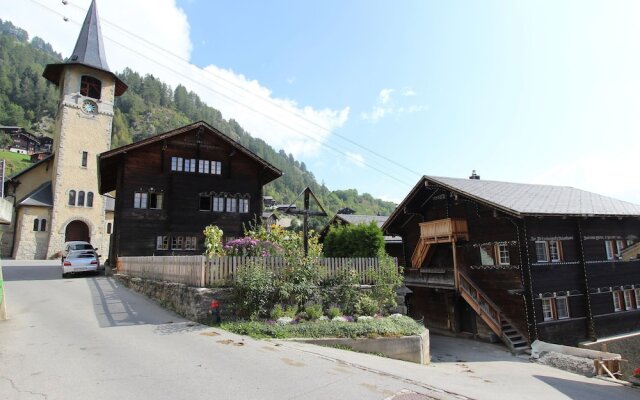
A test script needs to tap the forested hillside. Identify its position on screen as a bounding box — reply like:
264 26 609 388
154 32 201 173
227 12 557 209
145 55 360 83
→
0 19 396 221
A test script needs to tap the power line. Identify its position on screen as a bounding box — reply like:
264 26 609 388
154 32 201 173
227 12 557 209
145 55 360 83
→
28 0 421 187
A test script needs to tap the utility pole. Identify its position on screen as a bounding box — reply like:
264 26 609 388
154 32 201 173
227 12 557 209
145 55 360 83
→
282 187 328 256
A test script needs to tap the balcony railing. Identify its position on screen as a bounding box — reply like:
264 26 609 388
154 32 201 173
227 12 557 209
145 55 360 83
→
419 218 469 243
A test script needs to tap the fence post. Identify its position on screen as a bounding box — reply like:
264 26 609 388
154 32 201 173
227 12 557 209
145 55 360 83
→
200 256 206 287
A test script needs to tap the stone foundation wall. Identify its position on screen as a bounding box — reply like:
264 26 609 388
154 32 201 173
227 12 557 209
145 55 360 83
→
115 274 234 323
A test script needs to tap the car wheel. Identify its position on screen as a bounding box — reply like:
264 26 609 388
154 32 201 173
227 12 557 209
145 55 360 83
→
62 273 69 279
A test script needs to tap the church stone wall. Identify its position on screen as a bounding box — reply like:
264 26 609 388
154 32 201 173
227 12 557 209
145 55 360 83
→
13 207 51 260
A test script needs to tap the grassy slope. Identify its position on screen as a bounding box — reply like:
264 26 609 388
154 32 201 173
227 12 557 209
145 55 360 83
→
0 151 32 176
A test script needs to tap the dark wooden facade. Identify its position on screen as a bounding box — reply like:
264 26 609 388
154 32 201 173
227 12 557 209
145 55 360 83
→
384 176 640 347
99 121 281 259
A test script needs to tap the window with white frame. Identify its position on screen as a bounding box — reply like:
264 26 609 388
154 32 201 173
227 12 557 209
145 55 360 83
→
612 290 623 311
213 197 224 212
184 158 196 172
605 240 625 260
239 198 249 213
212 161 221 175
171 236 184 250
134 192 148 209
623 289 636 310
184 236 197 250
548 241 562 262
199 160 210 174
541 296 571 321
535 241 549 262
171 157 183 172
156 236 169 250
636 289 640 309
497 244 510 265
226 197 237 213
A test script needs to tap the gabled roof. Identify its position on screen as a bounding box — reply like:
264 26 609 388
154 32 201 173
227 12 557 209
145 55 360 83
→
17 181 53 208
7 154 54 181
42 0 127 96
98 121 282 193
383 176 640 232
335 214 388 227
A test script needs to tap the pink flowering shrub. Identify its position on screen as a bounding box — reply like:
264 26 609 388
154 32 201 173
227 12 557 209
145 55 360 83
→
224 237 282 257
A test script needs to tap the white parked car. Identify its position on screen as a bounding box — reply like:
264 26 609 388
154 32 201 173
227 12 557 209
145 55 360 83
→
62 250 100 278
62 241 96 260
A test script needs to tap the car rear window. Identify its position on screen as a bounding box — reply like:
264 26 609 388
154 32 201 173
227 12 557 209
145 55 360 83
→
71 244 94 250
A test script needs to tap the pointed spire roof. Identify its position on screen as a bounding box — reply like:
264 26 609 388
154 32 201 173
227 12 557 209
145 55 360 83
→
43 0 127 96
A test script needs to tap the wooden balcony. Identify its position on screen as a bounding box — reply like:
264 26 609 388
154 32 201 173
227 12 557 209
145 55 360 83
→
419 218 469 243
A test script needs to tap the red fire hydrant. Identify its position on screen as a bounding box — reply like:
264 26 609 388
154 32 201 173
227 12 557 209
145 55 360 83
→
209 299 221 324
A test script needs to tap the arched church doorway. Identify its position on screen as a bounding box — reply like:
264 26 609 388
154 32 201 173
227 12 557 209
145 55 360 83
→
65 220 90 242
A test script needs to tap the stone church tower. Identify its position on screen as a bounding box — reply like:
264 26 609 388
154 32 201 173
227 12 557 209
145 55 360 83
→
1 0 127 259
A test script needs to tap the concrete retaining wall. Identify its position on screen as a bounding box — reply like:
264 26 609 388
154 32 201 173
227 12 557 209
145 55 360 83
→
115 274 233 323
296 329 430 364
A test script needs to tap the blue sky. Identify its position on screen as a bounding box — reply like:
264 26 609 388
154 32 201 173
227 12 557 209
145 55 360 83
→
3 0 640 204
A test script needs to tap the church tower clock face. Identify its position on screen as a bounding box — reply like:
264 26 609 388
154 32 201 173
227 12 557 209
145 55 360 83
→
81 99 98 114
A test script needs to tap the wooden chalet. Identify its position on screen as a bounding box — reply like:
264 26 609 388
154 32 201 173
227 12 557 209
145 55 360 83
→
382 175 640 352
98 121 282 259
320 213 404 265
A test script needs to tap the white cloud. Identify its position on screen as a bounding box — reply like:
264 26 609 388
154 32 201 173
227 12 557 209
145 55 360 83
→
0 0 348 157
402 89 417 97
345 151 365 168
361 87 427 122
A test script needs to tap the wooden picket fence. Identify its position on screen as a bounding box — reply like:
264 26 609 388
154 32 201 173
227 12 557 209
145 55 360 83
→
117 255 396 287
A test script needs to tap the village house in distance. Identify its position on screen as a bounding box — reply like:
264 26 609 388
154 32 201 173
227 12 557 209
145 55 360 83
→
1 0 126 259
383 174 640 351
98 121 281 260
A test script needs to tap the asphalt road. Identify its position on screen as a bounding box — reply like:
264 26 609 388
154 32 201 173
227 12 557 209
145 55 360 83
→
0 262 441 400
1 262 638 400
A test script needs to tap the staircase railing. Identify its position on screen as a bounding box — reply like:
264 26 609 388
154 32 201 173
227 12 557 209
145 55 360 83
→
457 269 503 337
410 238 430 269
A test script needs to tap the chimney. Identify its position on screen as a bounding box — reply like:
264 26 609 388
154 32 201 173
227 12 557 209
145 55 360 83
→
469 170 480 180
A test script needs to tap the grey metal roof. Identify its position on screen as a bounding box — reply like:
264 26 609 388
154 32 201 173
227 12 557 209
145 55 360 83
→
427 176 640 217
17 181 53 208
337 214 388 227
42 0 127 96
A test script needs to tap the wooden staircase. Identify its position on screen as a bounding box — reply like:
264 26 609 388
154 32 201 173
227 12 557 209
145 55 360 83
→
458 269 530 354
410 218 469 269
411 239 433 269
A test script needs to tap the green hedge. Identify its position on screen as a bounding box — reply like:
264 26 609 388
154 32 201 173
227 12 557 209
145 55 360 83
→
220 316 424 339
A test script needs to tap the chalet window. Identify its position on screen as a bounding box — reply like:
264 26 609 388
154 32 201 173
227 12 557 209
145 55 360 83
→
106 223 112 234
78 191 85 207
199 195 211 211
212 161 222 175
80 75 101 99
239 198 249 214
605 240 625 260
134 192 148 209
636 289 640 309
171 236 184 250
149 193 163 209
199 160 209 174
535 241 549 262
33 218 39 231
40 219 46 232
81 151 88 167
185 236 197 251
171 157 183 172
541 296 570 321
479 244 509 266
479 244 496 265
226 198 237 213
497 244 510 265
212 197 224 212
535 240 563 263
87 192 94 207
613 290 623 311
623 290 636 310
184 158 196 173
156 235 169 250
68 190 76 206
